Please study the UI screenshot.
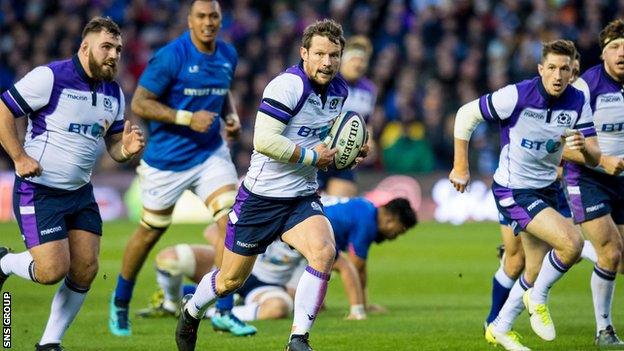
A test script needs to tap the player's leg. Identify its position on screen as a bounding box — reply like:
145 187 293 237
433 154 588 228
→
580 215 623 344
38 229 99 349
485 224 524 327
111 162 191 335
137 244 214 318
282 213 336 351
194 146 256 336
522 207 583 341
176 248 257 350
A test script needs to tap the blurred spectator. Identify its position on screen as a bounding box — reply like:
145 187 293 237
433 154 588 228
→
1 0 623 176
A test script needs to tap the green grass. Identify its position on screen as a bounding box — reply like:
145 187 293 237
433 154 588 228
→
0 221 620 350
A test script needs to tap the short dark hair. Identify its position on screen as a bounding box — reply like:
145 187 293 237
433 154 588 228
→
383 198 417 229
600 19 624 49
302 19 345 51
541 39 577 62
82 16 121 39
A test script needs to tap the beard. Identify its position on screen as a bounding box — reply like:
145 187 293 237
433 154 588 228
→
88 50 117 82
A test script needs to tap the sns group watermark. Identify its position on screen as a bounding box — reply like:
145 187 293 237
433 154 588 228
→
2 292 10 348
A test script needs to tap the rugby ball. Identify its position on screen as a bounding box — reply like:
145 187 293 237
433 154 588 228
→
325 111 367 170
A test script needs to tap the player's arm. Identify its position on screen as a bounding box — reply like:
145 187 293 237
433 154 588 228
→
221 91 240 141
0 101 41 177
104 121 145 162
332 252 366 320
450 99 484 192
561 94 601 167
253 112 336 170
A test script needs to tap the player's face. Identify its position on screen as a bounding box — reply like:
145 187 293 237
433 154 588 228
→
538 53 572 97
570 59 580 84
188 1 221 46
87 31 122 82
379 215 406 241
602 38 624 82
340 54 368 81
301 35 342 86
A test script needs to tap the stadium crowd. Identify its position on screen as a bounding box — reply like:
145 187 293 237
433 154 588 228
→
1 0 623 174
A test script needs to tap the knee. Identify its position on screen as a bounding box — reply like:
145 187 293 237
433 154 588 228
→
35 263 69 285
504 252 525 277
156 244 196 278
258 297 291 320
601 245 622 269
307 242 336 270
558 234 583 263
69 259 99 286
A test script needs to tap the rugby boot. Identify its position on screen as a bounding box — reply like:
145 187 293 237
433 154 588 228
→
175 294 201 351
523 288 555 341
485 324 531 351
211 311 257 336
109 293 132 336
136 289 177 318
35 343 64 351
595 325 624 347
285 333 314 351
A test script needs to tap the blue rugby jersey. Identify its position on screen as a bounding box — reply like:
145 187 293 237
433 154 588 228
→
0 55 125 190
138 32 237 171
324 197 378 260
479 77 595 189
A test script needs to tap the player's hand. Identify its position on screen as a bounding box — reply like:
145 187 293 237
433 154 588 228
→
14 154 42 178
599 154 624 176
122 120 145 156
224 113 241 141
449 167 470 193
314 143 338 171
366 303 388 314
350 143 370 169
190 110 217 133
564 129 585 151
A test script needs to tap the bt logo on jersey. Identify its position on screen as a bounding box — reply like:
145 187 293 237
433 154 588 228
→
520 138 561 153
68 123 105 138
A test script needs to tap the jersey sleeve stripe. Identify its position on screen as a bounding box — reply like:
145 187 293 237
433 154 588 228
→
106 120 125 136
263 98 294 115
486 94 501 121
8 87 34 114
574 122 594 129
1 89 28 117
259 102 291 124
478 95 495 121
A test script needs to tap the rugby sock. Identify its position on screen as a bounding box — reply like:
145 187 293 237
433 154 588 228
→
591 265 616 333
530 250 570 304
486 266 515 324
186 269 219 319
0 251 36 281
114 274 134 307
492 275 531 333
291 266 329 337
39 277 88 345
156 269 183 304
216 294 234 314
183 284 197 296
581 240 598 264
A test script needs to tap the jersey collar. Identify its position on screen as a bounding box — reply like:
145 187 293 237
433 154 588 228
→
72 54 98 85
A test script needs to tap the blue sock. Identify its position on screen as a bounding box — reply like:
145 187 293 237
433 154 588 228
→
485 277 512 324
216 294 234 313
114 274 135 307
183 284 197 296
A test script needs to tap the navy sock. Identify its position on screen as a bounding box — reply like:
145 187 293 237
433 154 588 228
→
183 284 197 296
114 274 135 307
216 294 234 313
486 277 512 324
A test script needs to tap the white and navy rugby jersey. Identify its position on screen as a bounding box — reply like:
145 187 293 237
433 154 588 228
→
243 63 349 198
573 65 624 175
343 77 376 122
479 77 596 189
252 240 305 285
0 56 125 190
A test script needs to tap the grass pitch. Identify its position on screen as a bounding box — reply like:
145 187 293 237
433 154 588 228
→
0 221 620 350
